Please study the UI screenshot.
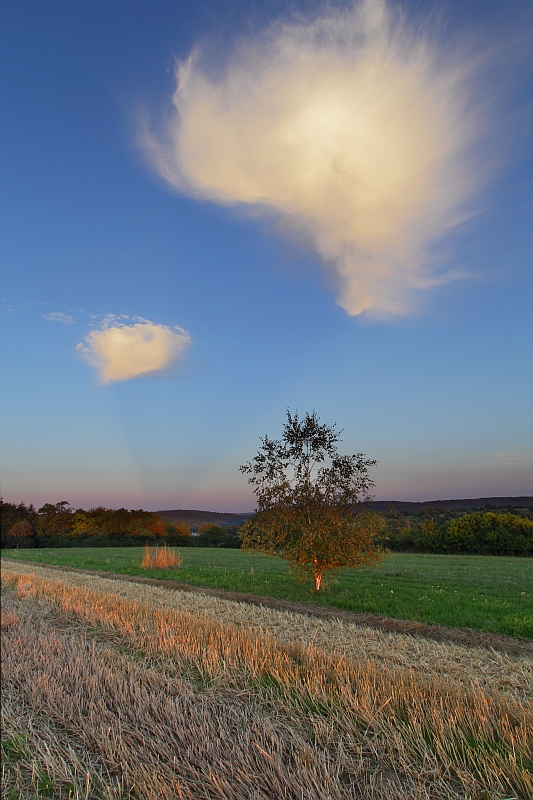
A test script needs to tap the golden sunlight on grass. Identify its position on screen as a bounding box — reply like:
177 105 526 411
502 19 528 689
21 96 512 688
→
4 560 531 700
1 564 532 799
0 608 20 630
141 544 182 570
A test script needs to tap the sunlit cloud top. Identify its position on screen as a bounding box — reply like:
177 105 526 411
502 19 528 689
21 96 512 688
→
142 0 484 318
77 318 191 385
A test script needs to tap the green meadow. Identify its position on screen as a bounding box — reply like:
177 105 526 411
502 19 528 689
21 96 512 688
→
2 548 532 639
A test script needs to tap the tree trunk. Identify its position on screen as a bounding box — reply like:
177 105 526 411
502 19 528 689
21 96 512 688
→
313 559 323 591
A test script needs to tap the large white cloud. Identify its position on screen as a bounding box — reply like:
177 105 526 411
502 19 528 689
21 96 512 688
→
78 319 191 384
143 0 484 318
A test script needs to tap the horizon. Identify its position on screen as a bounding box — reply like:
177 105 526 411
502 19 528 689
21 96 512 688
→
1 0 532 509
4 495 532 516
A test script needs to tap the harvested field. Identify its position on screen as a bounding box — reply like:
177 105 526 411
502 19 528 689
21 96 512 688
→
2 560 532 701
6 557 533 656
2 563 532 799
5 549 531 639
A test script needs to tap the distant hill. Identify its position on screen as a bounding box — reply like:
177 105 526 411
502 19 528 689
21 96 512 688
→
157 509 253 531
158 498 533 530
369 497 533 513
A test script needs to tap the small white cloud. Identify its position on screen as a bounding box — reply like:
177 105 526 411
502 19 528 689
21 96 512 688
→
43 312 74 324
77 319 191 385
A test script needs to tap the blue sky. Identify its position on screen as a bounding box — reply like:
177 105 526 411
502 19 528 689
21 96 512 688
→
1 0 532 512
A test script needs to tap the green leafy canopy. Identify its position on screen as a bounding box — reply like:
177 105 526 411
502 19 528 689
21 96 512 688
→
239 411 387 590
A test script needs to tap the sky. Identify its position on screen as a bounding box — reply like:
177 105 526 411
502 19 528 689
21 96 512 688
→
1 0 532 513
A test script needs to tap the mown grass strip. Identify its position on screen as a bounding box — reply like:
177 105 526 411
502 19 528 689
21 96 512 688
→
3 559 532 696
2 547 532 637
2 570 532 799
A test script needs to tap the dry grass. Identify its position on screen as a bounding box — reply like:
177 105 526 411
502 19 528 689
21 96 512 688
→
3 560 531 702
0 609 20 630
141 545 182 570
1 569 532 799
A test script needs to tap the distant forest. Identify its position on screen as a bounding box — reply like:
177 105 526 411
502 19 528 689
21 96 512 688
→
374 501 533 556
1 498 532 555
0 501 241 550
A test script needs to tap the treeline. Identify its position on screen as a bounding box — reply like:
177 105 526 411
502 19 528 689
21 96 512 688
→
2 500 532 556
379 507 533 556
0 500 241 549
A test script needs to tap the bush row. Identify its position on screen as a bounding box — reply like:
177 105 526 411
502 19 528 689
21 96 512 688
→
0 501 241 549
2 500 532 556
380 512 533 556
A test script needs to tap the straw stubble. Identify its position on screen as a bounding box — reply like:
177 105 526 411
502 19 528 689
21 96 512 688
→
1 563 532 799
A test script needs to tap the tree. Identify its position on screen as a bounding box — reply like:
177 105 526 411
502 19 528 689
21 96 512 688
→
443 512 533 556
70 512 101 540
36 501 74 546
1 500 37 548
8 519 34 549
196 524 241 548
165 521 194 547
239 410 387 590
197 524 226 547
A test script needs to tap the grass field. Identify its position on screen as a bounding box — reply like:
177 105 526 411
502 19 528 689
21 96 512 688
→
2 548 532 638
1 566 532 799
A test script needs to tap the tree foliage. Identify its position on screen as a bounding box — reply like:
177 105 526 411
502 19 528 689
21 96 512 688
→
196 524 242 548
0 500 191 548
7 520 34 549
1 500 37 548
423 512 533 555
0 498 241 549
239 411 386 590
380 507 533 555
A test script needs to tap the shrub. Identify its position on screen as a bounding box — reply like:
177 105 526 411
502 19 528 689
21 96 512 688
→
442 512 533 555
141 544 182 569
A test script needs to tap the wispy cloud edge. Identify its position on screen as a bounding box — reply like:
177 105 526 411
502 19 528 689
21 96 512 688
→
141 0 492 318
43 312 74 324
